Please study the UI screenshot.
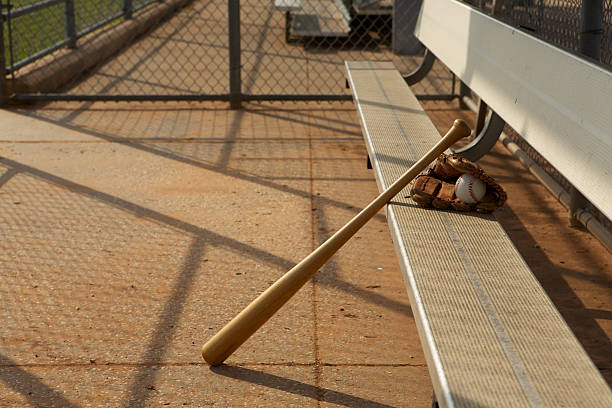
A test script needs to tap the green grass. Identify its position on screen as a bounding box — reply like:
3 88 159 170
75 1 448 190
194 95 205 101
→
3 0 153 70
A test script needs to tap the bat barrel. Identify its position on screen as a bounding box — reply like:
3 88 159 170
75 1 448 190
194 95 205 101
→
202 119 471 366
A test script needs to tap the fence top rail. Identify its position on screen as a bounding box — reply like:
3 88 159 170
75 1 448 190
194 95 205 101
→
3 0 66 19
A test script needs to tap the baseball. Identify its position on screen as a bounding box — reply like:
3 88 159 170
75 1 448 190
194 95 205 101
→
455 174 486 203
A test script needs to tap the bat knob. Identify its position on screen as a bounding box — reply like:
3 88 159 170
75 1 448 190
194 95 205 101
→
451 119 472 142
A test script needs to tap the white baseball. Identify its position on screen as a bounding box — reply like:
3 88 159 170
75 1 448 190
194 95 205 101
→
455 174 486 203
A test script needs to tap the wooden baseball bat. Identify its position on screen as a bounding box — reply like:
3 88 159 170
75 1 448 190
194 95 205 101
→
202 119 471 366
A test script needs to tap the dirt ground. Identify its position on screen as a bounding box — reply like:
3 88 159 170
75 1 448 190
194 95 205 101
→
0 99 610 407
3 0 609 403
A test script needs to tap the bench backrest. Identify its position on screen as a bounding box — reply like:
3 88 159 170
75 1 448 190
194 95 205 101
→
414 0 612 221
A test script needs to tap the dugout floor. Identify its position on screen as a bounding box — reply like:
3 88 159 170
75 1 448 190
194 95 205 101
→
0 99 610 407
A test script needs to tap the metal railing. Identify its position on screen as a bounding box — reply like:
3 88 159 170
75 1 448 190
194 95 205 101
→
2 0 160 74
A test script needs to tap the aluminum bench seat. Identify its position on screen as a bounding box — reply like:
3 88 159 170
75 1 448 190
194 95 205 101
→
345 60 612 407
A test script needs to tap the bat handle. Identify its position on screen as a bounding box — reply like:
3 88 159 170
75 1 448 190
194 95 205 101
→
202 119 471 366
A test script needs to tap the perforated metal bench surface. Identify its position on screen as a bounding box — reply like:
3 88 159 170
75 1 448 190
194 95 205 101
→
346 60 612 407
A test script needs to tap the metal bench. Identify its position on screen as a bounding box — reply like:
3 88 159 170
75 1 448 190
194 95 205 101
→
345 1 612 404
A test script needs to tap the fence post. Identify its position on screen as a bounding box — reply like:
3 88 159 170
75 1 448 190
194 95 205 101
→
458 81 470 109
64 0 77 49
123 0 133 19
579 0 603 61
569 0 604 226
0 4 7 107
491 0 503 16
228 0 241 109
536 0 543 33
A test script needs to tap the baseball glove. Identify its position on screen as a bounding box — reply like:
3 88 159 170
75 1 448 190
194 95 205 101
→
410 154 506 213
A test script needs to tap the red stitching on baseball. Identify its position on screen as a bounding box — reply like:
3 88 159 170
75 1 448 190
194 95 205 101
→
468 178 478 202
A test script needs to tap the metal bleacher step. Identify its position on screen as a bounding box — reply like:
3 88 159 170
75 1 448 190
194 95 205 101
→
289 0 350 37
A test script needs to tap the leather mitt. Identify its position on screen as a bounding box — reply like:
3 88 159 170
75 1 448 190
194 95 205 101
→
410 154 506 213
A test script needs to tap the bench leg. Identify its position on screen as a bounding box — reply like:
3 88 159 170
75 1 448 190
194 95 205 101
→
475 98 488 136
403 48 436 86
569 187 588 227
285 11 290 43
453 108 505 161
285 11 296 44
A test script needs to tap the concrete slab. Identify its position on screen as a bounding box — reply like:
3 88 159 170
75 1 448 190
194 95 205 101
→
309 134 427 369
1 99 609 407
0 364 318 407
0 109 100 142
9 102 342 142
1 100 437 406
0 105 323 380
319 365 432 407
0 160 315 365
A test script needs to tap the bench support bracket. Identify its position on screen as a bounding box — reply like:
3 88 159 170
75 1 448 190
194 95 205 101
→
453 108 505 161
403 48 436 86
569 188 588 227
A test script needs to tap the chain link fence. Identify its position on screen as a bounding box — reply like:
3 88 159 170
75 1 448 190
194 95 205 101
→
464 0 611 65
239 0 454 98
1 0 455 102
3 0 161 73
605 0 612 65
462 0 612 231
1 0 228 99
1 0 611 103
